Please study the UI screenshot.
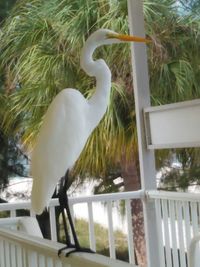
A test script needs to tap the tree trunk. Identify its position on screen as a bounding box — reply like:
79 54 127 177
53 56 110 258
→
121 151 147 267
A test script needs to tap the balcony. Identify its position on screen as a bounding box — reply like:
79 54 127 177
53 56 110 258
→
0 189 200 267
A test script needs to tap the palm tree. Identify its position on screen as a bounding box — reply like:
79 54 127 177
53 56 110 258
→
0 0 24 188
0 0 200 265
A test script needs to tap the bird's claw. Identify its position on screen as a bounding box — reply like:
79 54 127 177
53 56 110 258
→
65 247 95 257
58 245 95 257
58 245 71 257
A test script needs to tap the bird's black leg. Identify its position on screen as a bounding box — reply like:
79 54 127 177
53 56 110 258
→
58 171 95 257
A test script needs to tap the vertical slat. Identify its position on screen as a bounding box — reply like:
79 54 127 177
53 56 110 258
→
35 252 40 267
10 243 16 267
155 199 165 267
169 200 179 267
69 204 75 244
53 258 62 267
162 199 172 267
10 210 16 217
49 206 57 241
16 244 23 267
0 239 5 267
5 241 11 267
25 248 29 267
69 204 75 223
107 201 116 259
87 202 96 251
183 201 191 250
190 202 199 266
198 202 200 228
191 202 198 236
38 254 45 267
44 255 48 267
125 199 136 265
28 250 38 267
176 201 187 267
46 257 53 267
30 210 36 217
23 247 29 267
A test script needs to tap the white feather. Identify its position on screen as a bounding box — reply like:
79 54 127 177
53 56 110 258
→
31 89 91 213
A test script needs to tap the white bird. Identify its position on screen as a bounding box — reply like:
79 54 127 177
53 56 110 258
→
31 29 149 215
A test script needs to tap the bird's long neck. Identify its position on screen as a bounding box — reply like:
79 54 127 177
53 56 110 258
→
80 40 111 128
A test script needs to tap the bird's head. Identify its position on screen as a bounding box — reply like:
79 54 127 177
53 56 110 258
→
81 29 151 76
87 29 151 46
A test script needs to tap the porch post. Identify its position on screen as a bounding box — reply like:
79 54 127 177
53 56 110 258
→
127 1 160 267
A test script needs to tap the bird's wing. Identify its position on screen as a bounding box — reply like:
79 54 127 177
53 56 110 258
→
31 89 89 214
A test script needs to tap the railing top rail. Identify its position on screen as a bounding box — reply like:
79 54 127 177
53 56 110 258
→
0 227 61 252
0 201 31 211
2 189 200 211
0 190 145 211
50 189 145 206
147 190 200 202
0 228 134 267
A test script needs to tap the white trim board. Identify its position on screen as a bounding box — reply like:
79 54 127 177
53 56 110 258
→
144 99 200 149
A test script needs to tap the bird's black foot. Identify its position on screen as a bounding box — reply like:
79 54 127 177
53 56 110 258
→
58 244 95 257
58 243 75 256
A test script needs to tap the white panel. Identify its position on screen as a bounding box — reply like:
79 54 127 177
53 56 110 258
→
145 99 200 149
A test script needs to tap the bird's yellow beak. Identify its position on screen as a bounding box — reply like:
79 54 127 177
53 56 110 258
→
107 32 151 43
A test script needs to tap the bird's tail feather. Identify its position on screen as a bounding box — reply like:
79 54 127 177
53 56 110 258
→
31 177 56 215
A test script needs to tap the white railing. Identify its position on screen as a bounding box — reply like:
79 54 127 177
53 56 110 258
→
0 227 134 267
2 190 200 267
0 190 145 266
148 190 200 267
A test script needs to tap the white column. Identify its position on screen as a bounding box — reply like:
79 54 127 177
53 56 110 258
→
127 1 160 266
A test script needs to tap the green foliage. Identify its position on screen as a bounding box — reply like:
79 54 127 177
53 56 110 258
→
178 0 200 16
0 130 29 188
0 211 9 218
0 0 17 23
59 218 129 261
0 0 135 178
0 0 200 186
147 1 200 104
157 148 200 191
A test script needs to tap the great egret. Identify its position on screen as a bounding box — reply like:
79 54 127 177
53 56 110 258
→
31 29 150 255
